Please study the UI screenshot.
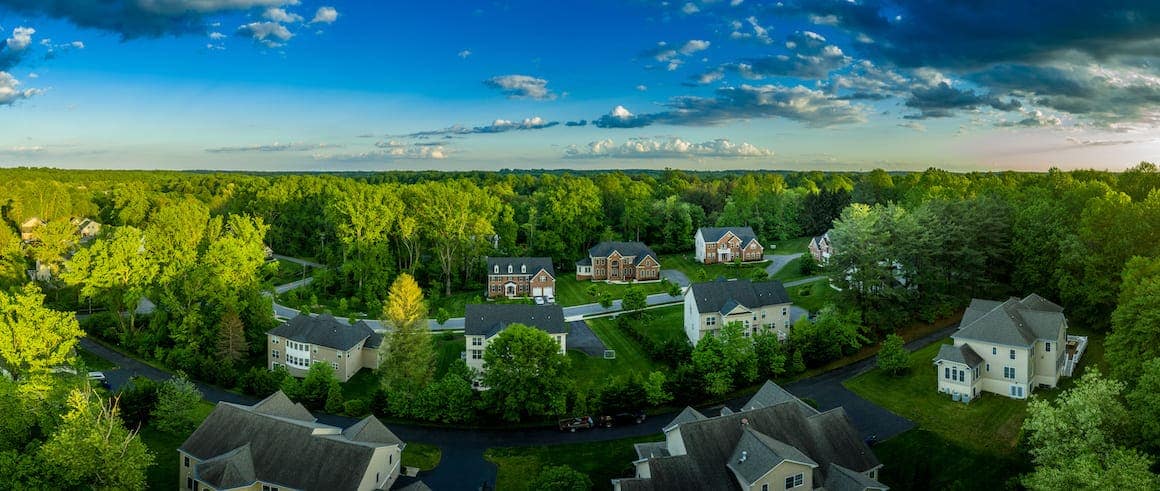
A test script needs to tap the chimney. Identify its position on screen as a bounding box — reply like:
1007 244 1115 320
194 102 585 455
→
741 417 749 427
739 451 748 463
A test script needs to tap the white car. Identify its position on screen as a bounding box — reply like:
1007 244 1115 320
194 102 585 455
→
534 296 546 305
87 371 110 388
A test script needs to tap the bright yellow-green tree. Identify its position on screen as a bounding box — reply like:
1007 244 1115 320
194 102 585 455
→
0 284 83 383
380 273 434 392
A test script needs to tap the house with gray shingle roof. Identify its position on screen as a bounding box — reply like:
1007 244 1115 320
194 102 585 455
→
267 314 383 382
464 304 567 376
695 227 765 264
486 257 556 299
684 279 793 345
179 391 408 491
933 293 1070 402
808 230 834 264
616 381 887 491
576 241 661 283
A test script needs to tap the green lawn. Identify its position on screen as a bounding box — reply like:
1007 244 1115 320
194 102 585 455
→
402 442 443 471
660 253 767 284
554 275 675 307
569 306 684 392
428 290 485 319
874 429 1027 490
787 279 835 313
77 347 117 371
844 340 1031 456
766 236 812 255
139 401 216 490
484 435 664 491
342 369 381 402
434 333 467 377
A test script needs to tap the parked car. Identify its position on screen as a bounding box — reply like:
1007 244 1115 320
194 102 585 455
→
534 296 546 305
546 294 556 304
600 410 647 428
558 416 596 432
87 371 110 388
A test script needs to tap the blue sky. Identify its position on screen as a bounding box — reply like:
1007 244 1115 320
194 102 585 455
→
0 1 1157 171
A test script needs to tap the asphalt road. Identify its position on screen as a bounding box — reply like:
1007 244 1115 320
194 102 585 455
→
765 253 803 276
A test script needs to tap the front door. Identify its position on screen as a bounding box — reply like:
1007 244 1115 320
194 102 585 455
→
505 283 517 297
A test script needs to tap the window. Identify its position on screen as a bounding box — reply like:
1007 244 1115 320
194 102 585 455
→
785 472 804 488
958 370 965 382
507 265 513 273
705 316 717 327
376 473 380 484
945 367 950 379
781 307 788 316
187 477 193 489
271 337 278 344
1010 385 1024 397
986 363 990 372
389 454 393 465
271 350 279 359
494 265 499 273
521 265 526 273
761 311 767 319
471 350 482 360
472 337 482 346
1004 366 1016 379
184 456 189 467
1046 342 1051 352
763 485 769 491
992 347 997 355
1009 349 1016 360
332 362 339 371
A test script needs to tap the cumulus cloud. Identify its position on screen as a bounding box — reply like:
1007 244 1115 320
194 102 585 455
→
721 30 850 81
897 121 927 132
995 109 1062 128
205 142 341 153
237 21 293 47
263 7 302 23
564 137 774 159
403 117 560 137
681 2 700 15
596 85 866 129
1 26 35 70
565 120 588 127
729 16 772 44
636 84 648 91
971 63 1160 126
679 40 710 55
483 75 557 100
317 142 449 162
593 105 653 128
458 49 471 59
310 6 339 24
0 71 39 106
904 82 1021 119
0 0 294 39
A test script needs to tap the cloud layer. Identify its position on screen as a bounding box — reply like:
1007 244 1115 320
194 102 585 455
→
483 75 557 100
564 137 774 159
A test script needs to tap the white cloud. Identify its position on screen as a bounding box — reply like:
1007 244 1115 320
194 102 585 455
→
667 59 684 71
636 84 648 91
679 39 710 55
897 122 926 132
236 21 293 47
206 142 342 153
319 142 449 161
731 0 744 5
458 49 471 59
564 137 774 159
263 7 303 23
70 41 85 49
730 16 772 44
0 71 40 106
483 74 557 100
682 2 700 15
809 14 839 26
6 27 35 52
310 6 339 24
209 31 226 40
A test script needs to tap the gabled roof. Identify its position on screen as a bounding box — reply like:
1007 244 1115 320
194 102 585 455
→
688 279 791 315
825 463 889 491
699 227 760 245
194 443 256 489
250 391 315 422
486 257 555 277
934 344 983 367
742 380 819 416
464 304 567 338
665 406 708 431
727 427 818 485
575 257 592 267
954 294 1067 348
267 314 377 351
635 441 670 461
342 415 402 445
587 241 658 263
352 321 383 349
180 391 401 491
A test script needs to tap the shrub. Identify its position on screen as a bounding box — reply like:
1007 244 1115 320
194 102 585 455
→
876 334 910 376
343 399 370 417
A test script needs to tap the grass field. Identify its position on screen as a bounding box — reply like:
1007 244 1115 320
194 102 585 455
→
767 236 812 255
428 290 487 319
484 435 664 491
570 307 684 392
554 275 674 307
402 442 443 471
660 253 767 284
139 401 216 490
873 429 1027 490
787 279 835 313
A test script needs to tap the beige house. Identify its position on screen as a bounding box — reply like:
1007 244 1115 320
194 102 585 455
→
464 304 567 376
933 294 1072 402
486 257 555 299
179 391 409 491
71 217 101 241
267 314 382 383
19 217 43 242
615 381 887 491
576 241 661 283
684 279 793 345
694 227 764 264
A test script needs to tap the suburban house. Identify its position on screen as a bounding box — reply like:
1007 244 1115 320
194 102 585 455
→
933 294 1080 402
267 314 382 383
576 241 661 283
807 231 834 264
694 227 764 264
71 217 101 241
179 391 408 491
19 217 43 242
614 381 887 491
464 303 567 375
486 257 556 299
684 279 793 345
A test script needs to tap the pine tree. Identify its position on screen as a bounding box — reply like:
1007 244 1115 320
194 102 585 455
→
215 309 247 364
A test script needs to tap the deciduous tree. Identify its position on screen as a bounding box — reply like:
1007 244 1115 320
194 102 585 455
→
0 284 83 384
151 373 203 435
39 389 154 490
876 334 909 375
483 324 570 421
380 273 435 392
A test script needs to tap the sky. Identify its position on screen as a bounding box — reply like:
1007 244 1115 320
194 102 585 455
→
0 1 1157 172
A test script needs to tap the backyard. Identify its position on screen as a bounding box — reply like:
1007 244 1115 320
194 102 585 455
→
786 278 836 313
484 435 664 491
554 275 674 307
402 442 443 471
661 253 767 283
139 401 217 490
568 306 685 393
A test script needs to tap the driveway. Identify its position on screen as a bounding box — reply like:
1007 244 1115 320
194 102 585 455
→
566 320 607 357
660 269 691 288
764 253 803 276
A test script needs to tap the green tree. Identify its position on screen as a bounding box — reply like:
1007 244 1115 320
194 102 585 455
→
1106 256 1160 382
39 389 154 490
529 465 592 491
215 309 248 365
876 334 909 375
0 284 83 384
325 382 345 414
597 292 613 308
61 226 157 333
643 371 672 406
622 286 647 312
0 228 26 289
30 219 78 276
1021 369 1158 490
482 324 570 421
298 362 339 409
692 322 757 396
151 373 203 435
1127 358 1160 450
753 332 787 379
380 273 435 392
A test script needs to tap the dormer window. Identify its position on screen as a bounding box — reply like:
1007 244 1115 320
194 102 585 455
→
521 265 526 273
494 265 499 274
508 265 513 273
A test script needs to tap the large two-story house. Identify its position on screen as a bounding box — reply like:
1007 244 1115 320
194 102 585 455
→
933 294 1073 402
684 279 793 345
267 314 382 383
486 257 556 299
614 381 887 491
464 304 567 375
694 227 764 264
807 231 834 264
576 241 661 283
179 391 409 491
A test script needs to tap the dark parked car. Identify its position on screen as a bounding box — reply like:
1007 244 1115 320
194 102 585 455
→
600 410 646 428
558 416 596 432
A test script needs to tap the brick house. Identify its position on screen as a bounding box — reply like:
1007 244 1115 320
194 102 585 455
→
486 257 556 299
267 314 382 383
575 241 661 283
808 230 834 264
694 227 764 264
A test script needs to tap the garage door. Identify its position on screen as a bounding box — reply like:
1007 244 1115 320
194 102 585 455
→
543 287 553 297
532 287 543 296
